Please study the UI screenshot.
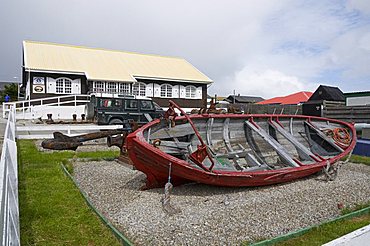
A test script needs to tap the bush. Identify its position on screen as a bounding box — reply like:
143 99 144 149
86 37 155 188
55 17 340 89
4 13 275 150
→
0 83 18 102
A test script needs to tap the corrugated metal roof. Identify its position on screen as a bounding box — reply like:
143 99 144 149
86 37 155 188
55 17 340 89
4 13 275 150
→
309 85 344 102
23 41 213 84
225 95 265 103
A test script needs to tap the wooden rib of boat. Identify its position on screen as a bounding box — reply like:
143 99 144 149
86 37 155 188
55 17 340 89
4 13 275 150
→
126 101 356 189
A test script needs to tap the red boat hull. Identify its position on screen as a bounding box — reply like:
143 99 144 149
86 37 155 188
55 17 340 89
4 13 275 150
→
126 114 356 189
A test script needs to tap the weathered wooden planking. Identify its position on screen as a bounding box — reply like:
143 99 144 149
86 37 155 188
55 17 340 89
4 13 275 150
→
150 123 194 139
269 120 315 162
305 121 344 153
155 140 191 149
245 120 300 167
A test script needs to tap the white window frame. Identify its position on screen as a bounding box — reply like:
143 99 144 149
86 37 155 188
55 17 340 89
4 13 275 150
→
93 81 105 92
132 82 146 96
119 83 130 95
55 78 73 94
160 84 173 98
185 85 196 98
107 82 117 93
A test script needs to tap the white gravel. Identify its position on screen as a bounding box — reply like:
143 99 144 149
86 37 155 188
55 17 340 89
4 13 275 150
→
73 160 370 245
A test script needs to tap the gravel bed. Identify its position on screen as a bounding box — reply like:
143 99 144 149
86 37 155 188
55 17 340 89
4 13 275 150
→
73 161 370 245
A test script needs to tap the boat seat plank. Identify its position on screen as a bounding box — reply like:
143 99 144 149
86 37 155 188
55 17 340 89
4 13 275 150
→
157 146 189 155
304 121 344 153
156 140 191 149
269 120 315 162
246 153 263 167
150 123 194 139
245 120 300 167
216 150 249 158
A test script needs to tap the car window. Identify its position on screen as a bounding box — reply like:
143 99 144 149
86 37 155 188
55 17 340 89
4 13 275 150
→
140 100 154 110
100 99 122 108
153 102 163 111
126 99 138 109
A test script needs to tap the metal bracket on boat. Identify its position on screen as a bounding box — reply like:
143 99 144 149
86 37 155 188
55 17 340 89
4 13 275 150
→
168 100 215 172
164 103 178 127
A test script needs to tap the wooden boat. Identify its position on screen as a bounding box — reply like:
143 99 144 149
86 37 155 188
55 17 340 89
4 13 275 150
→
126 101 356 189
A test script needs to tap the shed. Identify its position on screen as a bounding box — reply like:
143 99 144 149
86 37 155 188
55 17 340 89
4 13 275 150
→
303 85 345 116
307 85 345 102
225 95 264 104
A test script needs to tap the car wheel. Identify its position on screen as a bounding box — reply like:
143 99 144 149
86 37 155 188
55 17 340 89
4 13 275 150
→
109 119 123 125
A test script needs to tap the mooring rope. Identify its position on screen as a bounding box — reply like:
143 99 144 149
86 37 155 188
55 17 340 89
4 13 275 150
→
323 149 353 181
162 162 180 215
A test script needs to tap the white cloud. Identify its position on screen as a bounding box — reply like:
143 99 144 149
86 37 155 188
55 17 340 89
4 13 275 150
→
217 68 317 99
209 0 370 97
346 0 370 15
1 0 370 95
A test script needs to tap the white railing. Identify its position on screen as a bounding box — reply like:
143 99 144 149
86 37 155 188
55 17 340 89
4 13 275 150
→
2 94 91 119
0 105 20 245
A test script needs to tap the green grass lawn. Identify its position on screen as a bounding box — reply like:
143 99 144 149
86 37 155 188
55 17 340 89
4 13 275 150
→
350 154 370 166
275 213 370 246
18 140 123 245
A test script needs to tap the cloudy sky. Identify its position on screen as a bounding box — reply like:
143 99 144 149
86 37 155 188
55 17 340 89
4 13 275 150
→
1 0 370 99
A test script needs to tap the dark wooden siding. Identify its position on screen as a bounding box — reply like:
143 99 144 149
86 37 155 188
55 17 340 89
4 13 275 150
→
23 72 209 107
28 72 87 99
152 98 204 108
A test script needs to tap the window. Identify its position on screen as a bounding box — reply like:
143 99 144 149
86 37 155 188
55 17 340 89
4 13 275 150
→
107 82 117 93
93 81 105 92
65 80 72 93
100 99 122 108
185 86 196 98
119 83 130 95
160 84 172 98
140 100 154 110
126 99 138 109
56 78 72 94
56 79 63 93
132 82 146 96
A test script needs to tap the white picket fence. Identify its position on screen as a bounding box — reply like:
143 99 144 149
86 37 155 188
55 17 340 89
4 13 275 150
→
0 105 20 245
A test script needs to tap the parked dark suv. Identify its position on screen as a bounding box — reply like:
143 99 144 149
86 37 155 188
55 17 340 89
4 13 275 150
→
85 95 164 125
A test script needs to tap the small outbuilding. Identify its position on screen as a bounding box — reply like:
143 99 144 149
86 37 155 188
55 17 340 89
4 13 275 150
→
225 95 264 104
302 85 345 116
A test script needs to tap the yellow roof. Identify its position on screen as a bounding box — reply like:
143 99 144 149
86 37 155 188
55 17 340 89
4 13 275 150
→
23 41 212 84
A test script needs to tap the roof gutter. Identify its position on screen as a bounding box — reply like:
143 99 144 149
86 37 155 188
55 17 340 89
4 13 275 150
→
24 68 86 76
133 75 213 84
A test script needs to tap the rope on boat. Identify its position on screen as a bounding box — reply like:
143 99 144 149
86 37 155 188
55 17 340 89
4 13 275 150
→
162 162 180 215
323 127 351 146
323 149 353 181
